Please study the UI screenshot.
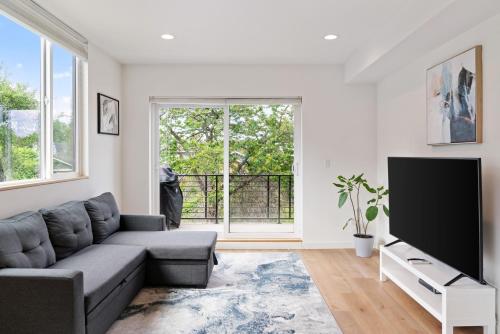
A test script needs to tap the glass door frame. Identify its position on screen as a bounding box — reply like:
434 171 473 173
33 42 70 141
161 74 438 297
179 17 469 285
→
149 98 302 240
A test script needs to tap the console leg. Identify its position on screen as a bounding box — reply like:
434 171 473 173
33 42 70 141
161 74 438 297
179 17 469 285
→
441 323 453 334
379 253 388 281
484 321 495 334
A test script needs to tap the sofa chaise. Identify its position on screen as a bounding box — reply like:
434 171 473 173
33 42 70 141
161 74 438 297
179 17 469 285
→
0 192 217 334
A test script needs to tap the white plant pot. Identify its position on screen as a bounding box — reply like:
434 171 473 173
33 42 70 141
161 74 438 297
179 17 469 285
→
353 234 374 258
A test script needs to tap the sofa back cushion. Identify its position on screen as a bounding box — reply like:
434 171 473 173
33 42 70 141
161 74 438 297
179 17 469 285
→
40 201 93 260
0 211 56 268
84 192 121 243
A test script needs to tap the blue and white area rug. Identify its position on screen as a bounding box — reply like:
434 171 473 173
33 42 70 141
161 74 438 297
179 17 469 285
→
108 253 342 334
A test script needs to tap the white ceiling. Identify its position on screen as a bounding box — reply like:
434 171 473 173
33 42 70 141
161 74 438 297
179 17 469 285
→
35 0 453 65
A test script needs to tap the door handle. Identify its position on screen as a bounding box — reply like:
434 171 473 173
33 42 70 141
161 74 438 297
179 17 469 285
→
292 162 298 176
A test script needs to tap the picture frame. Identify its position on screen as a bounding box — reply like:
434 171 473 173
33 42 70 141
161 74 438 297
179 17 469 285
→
98 93 119 135
426 45 482 145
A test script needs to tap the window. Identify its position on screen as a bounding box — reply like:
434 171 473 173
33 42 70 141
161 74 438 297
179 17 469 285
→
0 14 83 187
52 43 76 173
0 14 42 183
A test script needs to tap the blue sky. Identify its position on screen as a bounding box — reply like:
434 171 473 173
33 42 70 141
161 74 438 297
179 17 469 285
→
0 14 73 120
0 14 41 93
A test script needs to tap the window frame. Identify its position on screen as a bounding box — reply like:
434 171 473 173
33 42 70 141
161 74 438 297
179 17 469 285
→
45 40 81 179
0 20 86 190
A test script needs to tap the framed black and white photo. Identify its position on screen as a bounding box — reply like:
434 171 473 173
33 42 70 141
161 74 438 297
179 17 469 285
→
98 93 119 135
426 46 483 145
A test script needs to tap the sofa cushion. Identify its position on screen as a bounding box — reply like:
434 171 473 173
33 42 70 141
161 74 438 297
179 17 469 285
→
50 244 146 313
0 211 56 268
102 231 217 260
40 201 93 260
84 192 121 243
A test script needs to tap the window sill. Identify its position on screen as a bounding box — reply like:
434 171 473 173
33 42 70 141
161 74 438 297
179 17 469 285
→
0 176 89 191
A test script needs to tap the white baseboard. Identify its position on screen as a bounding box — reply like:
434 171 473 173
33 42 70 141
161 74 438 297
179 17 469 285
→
215 241 353 250
216 242 302 250
300 241 353 249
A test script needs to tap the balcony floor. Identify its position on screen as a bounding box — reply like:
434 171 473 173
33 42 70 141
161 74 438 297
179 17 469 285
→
178 222 294 234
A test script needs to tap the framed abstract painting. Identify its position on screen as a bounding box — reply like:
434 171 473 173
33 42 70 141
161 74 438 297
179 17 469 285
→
426 46 482 145
98 93 119 135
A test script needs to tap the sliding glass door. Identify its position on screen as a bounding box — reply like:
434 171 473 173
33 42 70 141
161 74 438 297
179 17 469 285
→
153 99 300 237
228 103 295 233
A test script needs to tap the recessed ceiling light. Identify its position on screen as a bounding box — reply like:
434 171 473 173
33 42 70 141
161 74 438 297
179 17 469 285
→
324 34 338 40
161 34 175 40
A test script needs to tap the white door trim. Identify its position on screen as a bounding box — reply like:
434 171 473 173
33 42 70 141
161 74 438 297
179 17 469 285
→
149 103 161 215
223 104 230 236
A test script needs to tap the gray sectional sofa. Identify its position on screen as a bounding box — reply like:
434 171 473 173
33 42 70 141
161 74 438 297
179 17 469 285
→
0 192 217 334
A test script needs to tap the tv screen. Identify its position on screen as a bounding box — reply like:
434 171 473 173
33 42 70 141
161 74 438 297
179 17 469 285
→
388 157 483 283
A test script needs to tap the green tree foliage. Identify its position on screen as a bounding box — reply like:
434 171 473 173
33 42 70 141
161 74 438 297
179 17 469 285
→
229 104 293 175
0 75 38 111
11 146 39 180
0 72 40 182
160 107 224 175
159 105 294 175
53 119 75 171
0 70 74 181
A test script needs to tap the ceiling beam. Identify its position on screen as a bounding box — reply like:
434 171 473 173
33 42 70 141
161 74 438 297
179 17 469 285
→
344 0 500 83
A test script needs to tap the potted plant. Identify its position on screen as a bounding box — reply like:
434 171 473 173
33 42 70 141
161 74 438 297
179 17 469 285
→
333 173 389 257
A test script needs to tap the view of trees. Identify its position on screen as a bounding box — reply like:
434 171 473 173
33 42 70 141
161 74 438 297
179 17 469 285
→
160 107 224 175
159 105 295 223
0 72 74 182
229 105 294 176
160 104 294 176
0 72 40 181
53 118 75 171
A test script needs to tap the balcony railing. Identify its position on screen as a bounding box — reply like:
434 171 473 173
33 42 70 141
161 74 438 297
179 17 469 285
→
178 174 294 224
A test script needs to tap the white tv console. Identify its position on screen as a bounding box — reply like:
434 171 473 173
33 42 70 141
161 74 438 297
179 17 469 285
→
380 242 496 334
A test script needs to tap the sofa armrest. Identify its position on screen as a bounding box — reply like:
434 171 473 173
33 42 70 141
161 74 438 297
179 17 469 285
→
0 268 85 334
120 214 166 231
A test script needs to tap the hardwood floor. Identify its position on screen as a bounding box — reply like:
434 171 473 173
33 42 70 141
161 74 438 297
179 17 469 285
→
298 249 483 334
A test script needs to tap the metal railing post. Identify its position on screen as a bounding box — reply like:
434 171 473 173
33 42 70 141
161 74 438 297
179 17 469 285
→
278 175 281 224
288 175 292 219
215 175 219 224
204 174 208 220
266 175 270 218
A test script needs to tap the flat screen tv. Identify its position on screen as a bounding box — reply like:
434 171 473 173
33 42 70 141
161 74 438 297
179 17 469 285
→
388 157 484 284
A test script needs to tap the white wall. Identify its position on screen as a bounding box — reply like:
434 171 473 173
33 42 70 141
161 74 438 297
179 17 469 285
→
122 64 377 247
0 44 122 217
377 13 500 326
